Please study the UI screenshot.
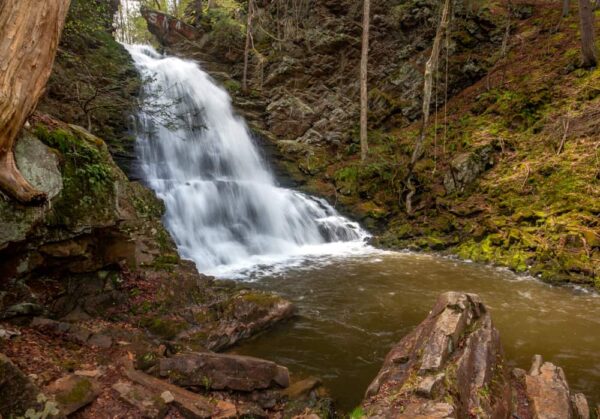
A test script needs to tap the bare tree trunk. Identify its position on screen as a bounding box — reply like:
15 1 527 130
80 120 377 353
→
0 0 71 204
360 0 370 162
242 0 254 93
579 0 598 67
411 0 451 168
563 0 570 17
404 0 451 213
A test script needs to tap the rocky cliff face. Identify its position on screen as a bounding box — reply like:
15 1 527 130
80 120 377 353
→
362 292 591 419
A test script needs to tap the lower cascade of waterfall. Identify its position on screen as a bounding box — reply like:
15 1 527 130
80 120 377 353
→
126 45 370 278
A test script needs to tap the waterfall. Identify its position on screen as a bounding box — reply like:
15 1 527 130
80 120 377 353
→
126 45 368 277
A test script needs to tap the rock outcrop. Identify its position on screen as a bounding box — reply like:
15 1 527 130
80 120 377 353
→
363 292 509 418
362 292 590 419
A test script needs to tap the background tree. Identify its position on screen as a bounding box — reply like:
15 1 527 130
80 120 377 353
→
563 0 570 17
578 0 597 67
404 0 451 213
242 0 255 93
360 0 371 162
0 0 71 203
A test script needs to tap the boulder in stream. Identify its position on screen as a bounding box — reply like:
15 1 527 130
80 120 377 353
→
363 291 510 418
362 292 591 419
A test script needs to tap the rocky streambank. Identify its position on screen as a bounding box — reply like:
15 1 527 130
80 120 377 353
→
0 120 329 418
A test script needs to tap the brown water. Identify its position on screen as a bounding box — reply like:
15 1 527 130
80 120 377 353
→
230 251 600 412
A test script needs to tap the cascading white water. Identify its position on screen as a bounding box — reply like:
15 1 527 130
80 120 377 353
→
127 45 369 277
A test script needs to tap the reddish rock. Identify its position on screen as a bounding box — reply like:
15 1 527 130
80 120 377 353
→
141 8 200 46
159 352 290 392
363 292 510 418
524 355 591 419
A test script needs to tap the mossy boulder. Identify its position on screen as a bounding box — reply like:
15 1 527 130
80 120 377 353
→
46 374 100 416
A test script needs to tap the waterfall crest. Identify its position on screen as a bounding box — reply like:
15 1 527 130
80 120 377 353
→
127 45 368 277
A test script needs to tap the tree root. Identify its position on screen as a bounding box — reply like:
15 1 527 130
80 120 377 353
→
0 151 47 205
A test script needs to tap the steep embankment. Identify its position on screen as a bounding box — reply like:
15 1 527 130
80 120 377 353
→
152 0 599 289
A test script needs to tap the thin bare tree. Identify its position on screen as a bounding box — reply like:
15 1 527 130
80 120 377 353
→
404 0 452 213
360 0 371 162
242 0 255 93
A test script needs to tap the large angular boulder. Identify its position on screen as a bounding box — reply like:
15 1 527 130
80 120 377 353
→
363 292 510 418
159 352 290 392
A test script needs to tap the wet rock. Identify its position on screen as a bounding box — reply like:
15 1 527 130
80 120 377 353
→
571 393 590 419
179 291 296 352
125 369 214 418
0 353 61 418
282 377 322 399
363 292 509 418
113 381 168 418
524 354 590 419
45 374 100 416
159 352 290 392
443 144 496 193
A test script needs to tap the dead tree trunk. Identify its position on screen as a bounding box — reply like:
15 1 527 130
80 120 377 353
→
404 0 451 213
360 0 371 162
563 0 570 17
578 0 598 67
0 0 71 204
242 0 254 93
